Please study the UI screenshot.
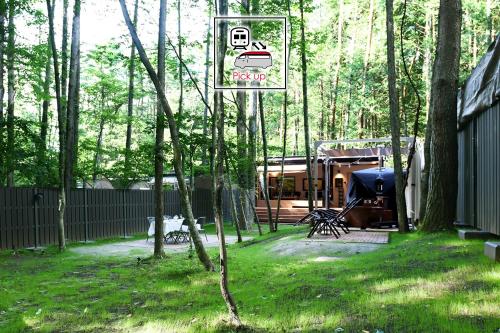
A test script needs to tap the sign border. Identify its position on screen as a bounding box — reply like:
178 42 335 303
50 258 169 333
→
213 16 288 91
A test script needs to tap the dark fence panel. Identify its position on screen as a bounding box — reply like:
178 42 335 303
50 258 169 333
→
0 187 236 249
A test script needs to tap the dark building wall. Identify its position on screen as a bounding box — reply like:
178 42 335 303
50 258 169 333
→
457 102 500 235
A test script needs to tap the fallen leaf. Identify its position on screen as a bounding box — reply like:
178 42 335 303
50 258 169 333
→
35 308 42 315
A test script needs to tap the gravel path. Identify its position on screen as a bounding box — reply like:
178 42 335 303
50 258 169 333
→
71 234 252 257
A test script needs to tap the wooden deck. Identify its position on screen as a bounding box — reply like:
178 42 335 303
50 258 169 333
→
255 206 310 223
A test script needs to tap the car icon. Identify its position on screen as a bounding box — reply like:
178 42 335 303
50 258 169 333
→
234 51 273 69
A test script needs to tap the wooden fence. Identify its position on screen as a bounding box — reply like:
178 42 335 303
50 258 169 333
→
0 187 235 250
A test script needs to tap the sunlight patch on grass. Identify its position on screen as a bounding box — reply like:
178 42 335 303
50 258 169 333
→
481 269 500 283
450 300 500 318
120 319 190 333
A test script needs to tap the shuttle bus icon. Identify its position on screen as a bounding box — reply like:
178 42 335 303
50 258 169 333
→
230 27 250 50
234 51 273 69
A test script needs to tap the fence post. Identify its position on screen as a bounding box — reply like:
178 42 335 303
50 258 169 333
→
84 189 88 242
33 188 40 249
122 190 130 238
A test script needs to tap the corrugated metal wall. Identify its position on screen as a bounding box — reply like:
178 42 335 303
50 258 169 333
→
0 187 235 249
476 102 500 235
457 102 499 235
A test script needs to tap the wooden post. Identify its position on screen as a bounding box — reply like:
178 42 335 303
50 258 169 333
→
33 188 40 248
84 187 89 242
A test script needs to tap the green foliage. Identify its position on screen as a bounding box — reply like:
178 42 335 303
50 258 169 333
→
2 0 496 187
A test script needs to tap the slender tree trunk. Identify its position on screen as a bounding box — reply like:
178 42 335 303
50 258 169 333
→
61 0 68 105
225 158 242 243
38 33 52 186
124 0 138 177
359 0 374 138
5 0 14 187
202 0 211 165
419 10 433 222
47 0 66 250
120 0 214 271
73 59 80 176
258 92 274 232
214 0 241 324
92 97 105 184
65 0 80 190
247 91 257 226
235 1 249 232
153 0 166 258
319 80 325 139
421 0 461 231
299 0 313 211
386 0 409 233
177 0 183 116
331 0 343 140
293 116 298 155
275 0 293 229
0 0 5 187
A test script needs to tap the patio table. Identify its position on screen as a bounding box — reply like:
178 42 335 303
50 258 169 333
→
163 219 186 244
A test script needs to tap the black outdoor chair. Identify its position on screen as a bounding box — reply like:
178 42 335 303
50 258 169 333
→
307 198 362 238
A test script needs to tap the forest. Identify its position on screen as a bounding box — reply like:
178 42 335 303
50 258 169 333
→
0 0 496 188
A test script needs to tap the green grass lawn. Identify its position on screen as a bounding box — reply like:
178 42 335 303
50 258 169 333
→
0 225 498 333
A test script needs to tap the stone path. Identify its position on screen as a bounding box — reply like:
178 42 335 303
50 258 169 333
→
268 231 389 258
71 234 252 257
309 230 389 244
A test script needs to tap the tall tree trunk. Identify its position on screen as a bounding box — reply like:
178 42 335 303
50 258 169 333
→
386 0 409 233
235 0 249 232
419 9 433 222
5 0 14 187
47 0 66 250
65 0 80 190
225 158 242 243
124 0 138 177
119 0 214 271
248 91 257 224
275 0 293 229
73 59 80 176
359 0 374 138
177 0 183 116
92 95 105 184
154 0 166 258
38 33 52 186
421 0 461 231
331 0 343 140
299 0 313 211
214 0 241 324
0 0 5 187
258 92 274 232
319 80 325 139
61 0 68 106
201 0 211 165
293 116 298 155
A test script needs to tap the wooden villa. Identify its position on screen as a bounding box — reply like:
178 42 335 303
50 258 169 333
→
256 138 423 225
